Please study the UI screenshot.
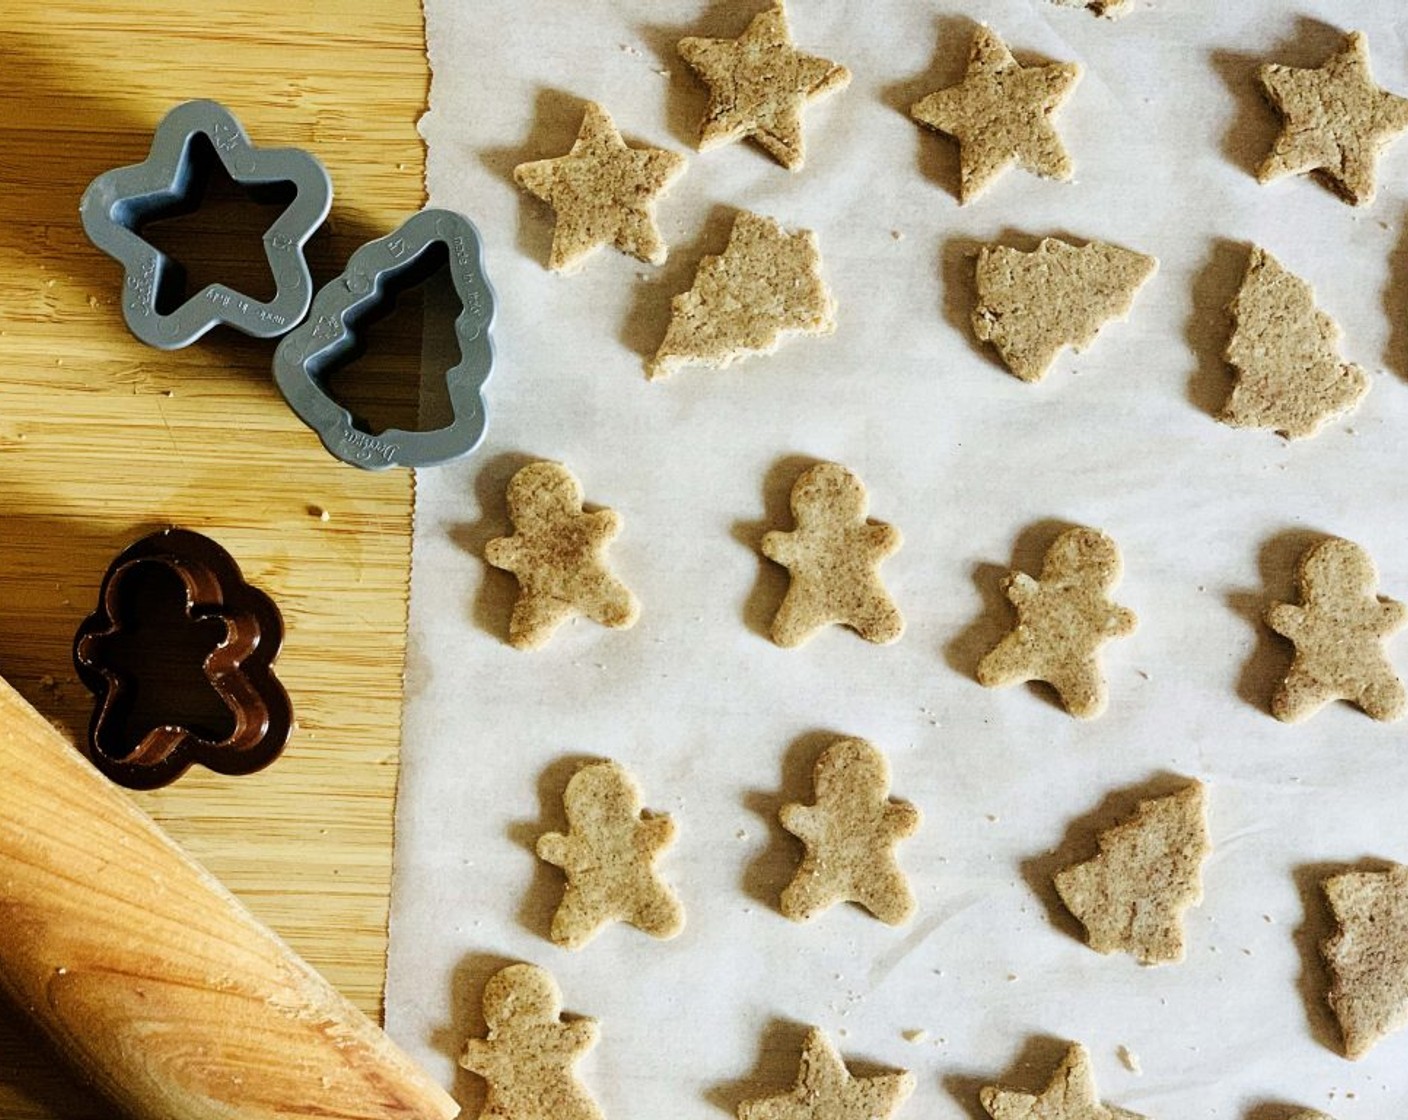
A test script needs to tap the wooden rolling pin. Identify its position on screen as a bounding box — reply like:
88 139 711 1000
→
0 675 459 1120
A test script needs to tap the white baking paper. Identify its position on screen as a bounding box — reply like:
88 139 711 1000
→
388 2 1408 1116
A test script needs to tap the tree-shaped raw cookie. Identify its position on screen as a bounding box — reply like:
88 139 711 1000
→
1321 862 1408 1059
977 527 1137 719
1053 782 1211 965
459 963 603 1120
1265 537 1406 722
513 101 686 272
485 462 639 650
910 25 1082 203
972 238 1157 382
1222 247 1368 439
779 738 921 925
760 462 903 648
737 1027 914 1120
647 210 835 380
677 0 850 172
536 759 683 949
1258 31 1408 206
981 1042 1147 1120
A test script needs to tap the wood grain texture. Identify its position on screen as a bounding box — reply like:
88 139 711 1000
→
0 678 457 1120
0 1 426 1114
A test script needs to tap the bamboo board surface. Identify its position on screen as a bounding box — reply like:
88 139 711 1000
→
0 2 426 1114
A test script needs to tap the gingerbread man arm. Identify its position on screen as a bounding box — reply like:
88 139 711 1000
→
865 522 902 557
883 800 922 839
484 536 523 573
1004 572 1039 608
537 831 585 873
779 802 821 843
760 529 799 567
1266 601 1306 640
1107 604 1138 637
634 814 676 855
1378 597 1408 634
582 508 622 542
460 1037 509 1081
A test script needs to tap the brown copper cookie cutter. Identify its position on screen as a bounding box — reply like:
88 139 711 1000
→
73 528 292 789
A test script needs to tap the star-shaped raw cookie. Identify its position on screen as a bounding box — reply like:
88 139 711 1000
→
977 526 1137 719
648 210 835 380
738 1027 914 1120
972 237 1157 382
485 462 639 650
1321 862 1408 1059
1054 782 1211 965
779 738 921 925
760 462 903 647
1222 247 1368 439
981 1043 1147 1120
910 26 1082 203
460 963 603 1120
513 101 686 272
678 0 850 171
536 759 683 949
1258 31 1408 206
1265 537 1406 722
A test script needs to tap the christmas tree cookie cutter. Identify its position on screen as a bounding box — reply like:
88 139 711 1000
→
73 528 292 790
272 208 496 470
80 99 332 350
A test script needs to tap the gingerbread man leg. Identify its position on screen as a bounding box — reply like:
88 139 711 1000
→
856 869 914 926
780 870 839 921
509 592 577 650
579 574 637 630
551 885 607 948
1272 667 1333 723
1047 659 1106 720
1357 670 1406 722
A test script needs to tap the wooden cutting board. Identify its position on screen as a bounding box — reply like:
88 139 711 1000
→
0 1 426 1113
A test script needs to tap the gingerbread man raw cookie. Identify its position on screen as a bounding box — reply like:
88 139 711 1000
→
760 462 903 647
1222 247 1368 439
536 759 683 949
678 0 850 172
648 210 835 380
460 963 603 1120
977 527 1137 719
1258 30 1408 206
513 101 686 272
1054 781 1211 965
738 1027 914 1120
910 25 1082 203
1265 537 1406 723
972 237 1157 383
1321 862 1408 1059
981 1042 1147 1120
779 738 921 925
485 462 639 650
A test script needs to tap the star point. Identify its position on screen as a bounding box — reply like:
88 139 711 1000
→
514 101 685 272
981 1043 1144 1120
910 25 1081 203
1257 30 1408 205
678 0 850 171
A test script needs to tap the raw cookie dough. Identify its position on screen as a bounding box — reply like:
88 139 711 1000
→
737 1027 914 1120
977 526 1138 719
1054 781 1211 965
981 1042 1147 1120
1265 537 1405 722
910 25 1081 203
972 237 1157 382
1222 246 1368 439
1321 862 1408 1060
536 759 683 949
779 737 921 925
485 462 639 650
648 210 836 380
760 462 903 647
513 101 686 272
678 0 850 171
1258 30 1408 206
460 963 603 1120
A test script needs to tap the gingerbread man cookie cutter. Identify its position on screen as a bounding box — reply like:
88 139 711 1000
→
272 208 496 470
80 99 331 350
73 527 292 790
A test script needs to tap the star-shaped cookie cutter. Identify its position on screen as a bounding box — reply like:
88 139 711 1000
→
272 208 496 470
80 99 332 349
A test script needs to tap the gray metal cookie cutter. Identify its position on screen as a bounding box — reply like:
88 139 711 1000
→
80 99 331 349
272 208 496 471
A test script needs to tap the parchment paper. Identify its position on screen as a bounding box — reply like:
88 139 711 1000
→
388 2 1408 1116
